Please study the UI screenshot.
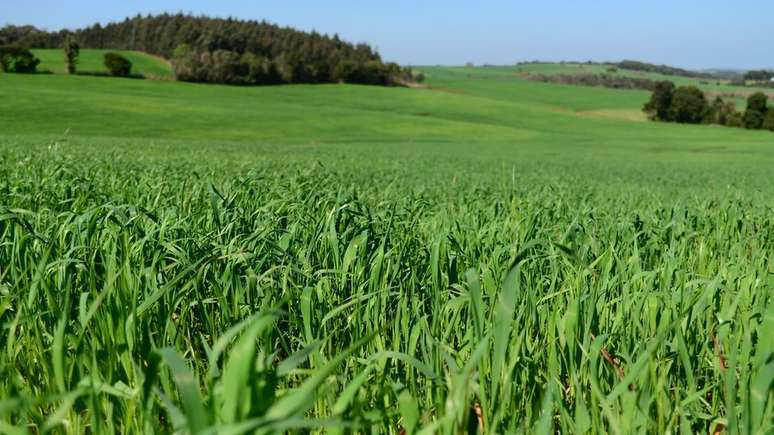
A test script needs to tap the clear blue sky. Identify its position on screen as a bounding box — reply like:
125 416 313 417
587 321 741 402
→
3 0 772 69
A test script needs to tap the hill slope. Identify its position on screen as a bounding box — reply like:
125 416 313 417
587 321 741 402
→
33 48 173 78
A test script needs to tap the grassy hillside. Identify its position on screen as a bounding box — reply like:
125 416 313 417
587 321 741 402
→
511 62 773 96
32 48 173 78
0 69 772 434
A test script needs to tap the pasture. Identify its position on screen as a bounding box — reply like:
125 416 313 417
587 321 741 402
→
0 66 772 434
32 48 173 78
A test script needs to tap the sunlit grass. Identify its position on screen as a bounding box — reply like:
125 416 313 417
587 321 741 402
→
0 64 772 433
0 138 771 434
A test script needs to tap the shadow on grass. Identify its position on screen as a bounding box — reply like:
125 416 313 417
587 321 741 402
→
75 71 146 80
0 69 53 75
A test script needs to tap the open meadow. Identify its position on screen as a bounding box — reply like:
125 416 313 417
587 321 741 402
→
0 65 772 433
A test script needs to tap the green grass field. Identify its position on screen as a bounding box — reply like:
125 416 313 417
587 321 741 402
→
0 66 772 434
32 48 173 78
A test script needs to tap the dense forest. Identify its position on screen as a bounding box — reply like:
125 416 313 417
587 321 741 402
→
0 14 421 86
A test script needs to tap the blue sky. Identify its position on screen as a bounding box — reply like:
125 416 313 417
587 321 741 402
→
2 0 772 69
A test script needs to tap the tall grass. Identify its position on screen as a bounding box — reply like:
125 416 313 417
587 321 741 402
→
0 142 772 434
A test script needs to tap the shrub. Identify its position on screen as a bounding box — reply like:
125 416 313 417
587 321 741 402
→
643 81 676 121
332 60 391 86
743 111 765 130
104 52 132 77
743 92 768 129
708 97 738 126
0 45 39 73
746 92 768 112
762 110 774 131
63 38 79 74
726 112 744 128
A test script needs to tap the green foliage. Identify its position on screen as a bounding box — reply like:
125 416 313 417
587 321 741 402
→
744 69 774 82
763 109 774 131
743 110 765 130
744 92 768 129
643 80 675 120
171 44 413 87
172 45 282 85
0 45 39 73
617 60 714 79
63 37 79 74
669 86 709 124
103 52 132 77
643 82 762 130
333 60 392 85
725 111 744 128
746 92 768 113
709 97 738 126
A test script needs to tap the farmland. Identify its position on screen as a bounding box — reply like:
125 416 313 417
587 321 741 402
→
0 65 772 434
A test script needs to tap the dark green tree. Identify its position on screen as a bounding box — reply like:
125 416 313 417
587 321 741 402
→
643 81 676 121
669 86 709 124
763 110 774 131
743 92 768 129
0 46 39 73
104 52 132 77
64 37 79 74
708 97 739 126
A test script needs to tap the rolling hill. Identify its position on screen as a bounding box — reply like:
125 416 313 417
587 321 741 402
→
32 48 173 78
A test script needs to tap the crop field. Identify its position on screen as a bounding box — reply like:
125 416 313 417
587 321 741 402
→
0 67 772 434
32 49 173 79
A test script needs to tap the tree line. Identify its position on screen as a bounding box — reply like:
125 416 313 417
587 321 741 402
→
615 60 717 79
522 72 657 91
644 81 774 131
0 14 422 86
744 70 774 82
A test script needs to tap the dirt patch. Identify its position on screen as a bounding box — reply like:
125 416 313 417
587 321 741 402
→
576 109 647 122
